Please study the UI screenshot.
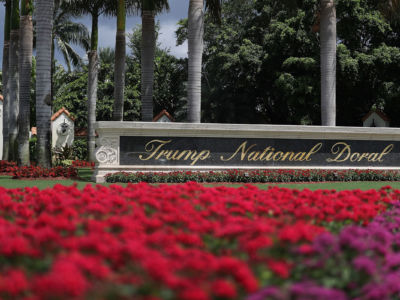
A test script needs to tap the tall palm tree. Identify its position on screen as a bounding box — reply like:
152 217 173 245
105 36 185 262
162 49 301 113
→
18 0 33 166
35 0 54 167
8 0 19 160
187 0 221 123
51 0 89 127
53 0 90 72
64 0 114 161
320 0 336 126
140 0 169 121
112 0 127 121
2 0 11 160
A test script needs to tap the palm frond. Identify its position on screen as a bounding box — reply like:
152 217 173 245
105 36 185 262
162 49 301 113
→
138 0 169 13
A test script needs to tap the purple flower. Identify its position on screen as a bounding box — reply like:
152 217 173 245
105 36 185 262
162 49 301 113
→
290 282 348 300
339 226 368 252
312 232 338 255
361 282 389 300
353 256 377 276
385 253 400 270
246 286 284 300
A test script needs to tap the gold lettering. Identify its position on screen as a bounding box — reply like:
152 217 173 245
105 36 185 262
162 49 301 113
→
248 151 261 161
264 148 276 161
377 144 394 162
305 143 323 161
156 150 169 160
281 152 295 161
350 153 360 162
358 153 369 161
191 150 211 166
139 140 172 161
259 147 273 160
176 150 195 160
220 141 257 161
273 151 284 161
293 152 306 161
169 150 182 160
327 142 351 162
368 153 380 162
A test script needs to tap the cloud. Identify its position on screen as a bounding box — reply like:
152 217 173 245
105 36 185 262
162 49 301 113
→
98 24 118 50
157 20 188 58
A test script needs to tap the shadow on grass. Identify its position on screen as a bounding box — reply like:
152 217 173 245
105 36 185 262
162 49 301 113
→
77 168 94 182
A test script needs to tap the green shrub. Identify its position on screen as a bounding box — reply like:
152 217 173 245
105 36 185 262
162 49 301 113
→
72 139 88 161
105 169 400 183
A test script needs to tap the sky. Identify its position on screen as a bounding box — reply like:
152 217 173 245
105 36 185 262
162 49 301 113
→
0 0 189 70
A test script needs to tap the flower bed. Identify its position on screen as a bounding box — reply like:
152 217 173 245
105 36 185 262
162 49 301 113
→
6 165 78 179
0 183 397 299
248 200 400 300
105 169 400 183
72 160 95 168
0 160 17 173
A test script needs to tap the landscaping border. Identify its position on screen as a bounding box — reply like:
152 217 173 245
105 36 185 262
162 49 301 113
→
105 169 400 183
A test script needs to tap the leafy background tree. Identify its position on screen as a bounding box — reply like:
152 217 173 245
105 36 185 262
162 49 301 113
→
53 25 186 139
177 0 400 126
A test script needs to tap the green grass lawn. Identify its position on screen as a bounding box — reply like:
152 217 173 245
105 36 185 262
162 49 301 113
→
1 168 400 190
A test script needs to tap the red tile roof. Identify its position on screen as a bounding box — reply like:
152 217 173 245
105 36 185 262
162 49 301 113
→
362 110 390 122
153 110 174 122
51 107 75 121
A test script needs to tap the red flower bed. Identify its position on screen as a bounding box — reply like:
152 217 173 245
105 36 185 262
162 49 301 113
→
0 183 397 299
6 165 78 179
0 160 17 173
72 160 95 169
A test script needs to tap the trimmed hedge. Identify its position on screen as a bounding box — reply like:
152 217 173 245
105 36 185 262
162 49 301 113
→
105 169 400 183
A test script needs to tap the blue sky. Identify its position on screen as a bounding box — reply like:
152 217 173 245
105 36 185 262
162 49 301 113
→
0 0 189 70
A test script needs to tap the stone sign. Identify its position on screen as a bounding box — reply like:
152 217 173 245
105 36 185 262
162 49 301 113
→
93 122 400 183
120 136 398 167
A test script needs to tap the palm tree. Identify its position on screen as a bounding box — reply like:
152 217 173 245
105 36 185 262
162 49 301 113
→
8 0 19 160
112 0 127 121
140 0 169 121
320 0 336 126
64 0 114 161
35 0 54 167
53 1 90 72
17 0 33 166
187 0 221 123
51 0 89 128
2 0 11 160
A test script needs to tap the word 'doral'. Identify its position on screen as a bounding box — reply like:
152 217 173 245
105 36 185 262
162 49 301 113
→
327 142 394 163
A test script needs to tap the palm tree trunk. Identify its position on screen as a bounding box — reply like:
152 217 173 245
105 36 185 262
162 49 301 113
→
87 12 99 162
2 0 11 160
320 0 336 126
18 1 33 166
187 0 204 123
112 0 126 121
8 0 20 161
35 0 54 167
141 10 156 122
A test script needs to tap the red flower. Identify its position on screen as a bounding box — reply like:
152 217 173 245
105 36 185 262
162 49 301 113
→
212 279 237 298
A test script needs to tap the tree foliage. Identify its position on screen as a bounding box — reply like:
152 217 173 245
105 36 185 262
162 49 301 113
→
175 0 400 126
52 25 187 129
